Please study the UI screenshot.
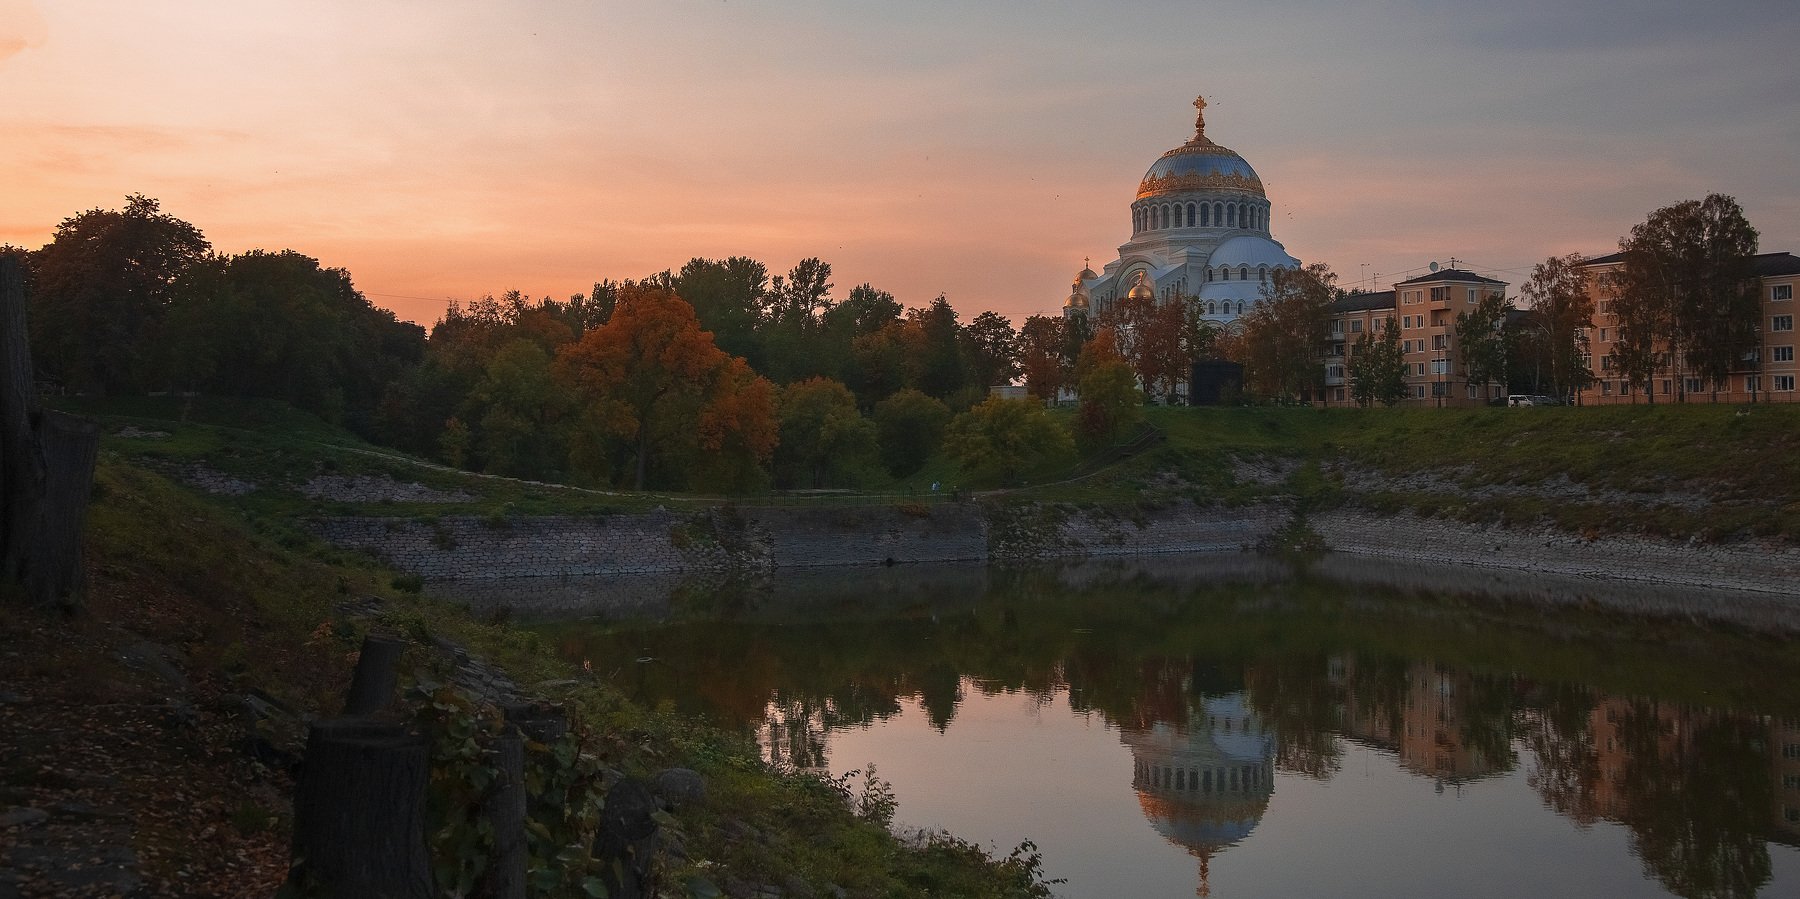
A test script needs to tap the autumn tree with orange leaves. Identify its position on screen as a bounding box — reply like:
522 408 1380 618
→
555 285 776 491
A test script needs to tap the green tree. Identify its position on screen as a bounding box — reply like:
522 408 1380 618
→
961 310 1021 389
1454 291 1510 400
775 378 880 488
469 339 570 479
871 388 951 477
911 296 966 400
942 396 1071 484
1073 330 1142 451
1017 315 1070 401
29 194 210 393
1521 254 1596 402
672 257 768 366
1240 264 1337 402
1348 317 1407 408
1607 195 1760 402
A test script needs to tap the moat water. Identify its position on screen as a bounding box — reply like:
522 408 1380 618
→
463 557 1800 898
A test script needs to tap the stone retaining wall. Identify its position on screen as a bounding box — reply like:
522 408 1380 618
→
309 500 1289 580
309 501 1799 597
1310 508 1800 596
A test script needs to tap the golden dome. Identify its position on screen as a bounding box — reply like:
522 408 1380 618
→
1137 96 1265 200
1128 271 1155 300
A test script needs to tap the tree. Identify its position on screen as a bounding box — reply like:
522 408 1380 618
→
1073 330 1142 451
1239 264 1337 402
1017 315 1070 401
774 378 880 488
1521 254 1596 402
871 388 951 478
911 296 966 401
1607 195 1760 402
672 257 768 365
1094 292 1191 400
961 310 1021 389
1348 317 1407 407
469 340 570 479
29 195 210 393
942 396 1071 484
1454 291 1510 399
554 285 776 490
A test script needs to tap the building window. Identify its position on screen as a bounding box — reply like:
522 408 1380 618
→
1747 375 1761 392
1601 381 1612 395
1239 266 1248 280
1433 335 1448 350
1336 388 1346 401
1467 288 1477 303
1237 301 1244 314
1228 205 1237 228
1774 284 1793 301
1331 320 1343 335
1186 203 1195 226
1201 205 1210 227
1350 320 1363 333
1430 286 1448 302
1778 375 1797 392
1415 385 1426 398
1259 266 1268 283
1774 315 1795 332
1684 377 1703 394
1774 346 1794 363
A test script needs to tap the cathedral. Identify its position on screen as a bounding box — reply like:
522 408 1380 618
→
1065 96 1299 325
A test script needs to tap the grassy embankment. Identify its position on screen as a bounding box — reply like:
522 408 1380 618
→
0 418 1056 896
1027 403 1800 541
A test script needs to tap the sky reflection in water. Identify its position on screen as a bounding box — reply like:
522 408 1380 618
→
510 558 1800 898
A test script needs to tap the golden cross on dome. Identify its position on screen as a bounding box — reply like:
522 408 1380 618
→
1193 95 1207 138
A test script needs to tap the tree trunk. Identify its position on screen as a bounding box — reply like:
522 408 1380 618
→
1 256 100 611
342 633 406 717
287 719 435 899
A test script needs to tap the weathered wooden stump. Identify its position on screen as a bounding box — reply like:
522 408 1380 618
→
476 729 527 899
2 256 101 611
287 719 434 899
341 633 406 717
592 776 661 899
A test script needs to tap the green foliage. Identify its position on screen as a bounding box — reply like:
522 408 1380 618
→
1454 291 1510 392
1520 253 1596 400
410 678 610 899
775 378 882 488
943 397 1073 484
1349 318 1407 408
1075 359 1141 452
872 389 952 477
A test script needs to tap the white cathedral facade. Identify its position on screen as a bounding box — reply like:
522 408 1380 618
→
1065 96 1299 325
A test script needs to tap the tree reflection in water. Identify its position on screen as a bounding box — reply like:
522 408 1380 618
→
536 559 1800 897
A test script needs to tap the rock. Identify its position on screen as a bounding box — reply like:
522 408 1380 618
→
653 767 707 809
0 807 48 827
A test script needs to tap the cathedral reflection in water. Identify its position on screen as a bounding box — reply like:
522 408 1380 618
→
1122 693 1274 897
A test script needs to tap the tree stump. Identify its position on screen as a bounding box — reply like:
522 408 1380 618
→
341 633 406 717
1 256 100 611
592 777 660 899
287 719 434 899
476 729 527 899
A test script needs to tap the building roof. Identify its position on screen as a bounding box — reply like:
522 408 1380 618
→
1580 250 1800 276
1330 290 1395 313
1752 252 1800 277
1393 269 1506 287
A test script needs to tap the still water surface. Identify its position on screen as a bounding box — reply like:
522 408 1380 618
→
476 557 1800 898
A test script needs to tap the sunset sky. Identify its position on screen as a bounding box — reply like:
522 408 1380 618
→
5 0 1798 326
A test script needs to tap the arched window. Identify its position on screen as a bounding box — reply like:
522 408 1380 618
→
1207 301 1216 314
1186 203 1195 227
1259 266 1268 283
1200 204 1210 227
1237 301 1245 314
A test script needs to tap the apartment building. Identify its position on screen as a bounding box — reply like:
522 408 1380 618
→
1582 252 1800 404
1322 270 1509 407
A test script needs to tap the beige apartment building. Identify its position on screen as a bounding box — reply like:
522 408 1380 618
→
1322 269 1509 407
1582 251 1800 405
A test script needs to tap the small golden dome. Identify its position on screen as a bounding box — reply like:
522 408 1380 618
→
1128 271 1155 300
